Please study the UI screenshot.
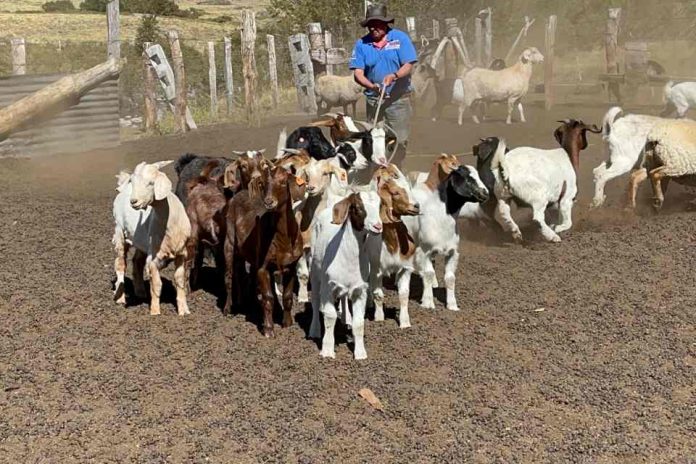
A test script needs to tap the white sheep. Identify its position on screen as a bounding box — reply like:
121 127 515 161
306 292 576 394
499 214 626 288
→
592 107 665 208
629 119 696 210
112 161 192 316
455 47 544 125
314 74 363 117
662 81 696 119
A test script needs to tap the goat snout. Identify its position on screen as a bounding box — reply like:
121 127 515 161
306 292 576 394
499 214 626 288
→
264 196 278 210
476 188 490 202
371 222 383 233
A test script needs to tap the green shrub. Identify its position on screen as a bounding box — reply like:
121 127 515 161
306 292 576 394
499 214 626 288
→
42 1 77 12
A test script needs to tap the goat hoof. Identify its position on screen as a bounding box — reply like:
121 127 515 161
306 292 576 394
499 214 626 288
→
320 349 336 359
263 327 276 338
353 350 367 361
549 235 562 243
115 293 126 305
512 233 524 244
282 314 293 328
150 307 161 316
399 320 412 329
420 300 435 310
447 305 460 312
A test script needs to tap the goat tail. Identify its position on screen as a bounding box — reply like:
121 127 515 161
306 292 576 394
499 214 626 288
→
602 106 624 139
276 127 288 159
663 81 675 103
489 138 508 181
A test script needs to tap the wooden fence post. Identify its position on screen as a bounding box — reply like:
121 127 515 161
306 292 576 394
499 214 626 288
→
142 42 158 133
323 31 334 75
106 0 120 59
267 34 279 108
224 36 234 114
484 7 492 66
432 19 440 40
11 38 26 76
605 8 622 101
406 17 417 41
208 41 218 119
307 22 325 75
241 10 260 127
288 34 317 113
474 15 483 66
168 30 188 133
544 15 557 110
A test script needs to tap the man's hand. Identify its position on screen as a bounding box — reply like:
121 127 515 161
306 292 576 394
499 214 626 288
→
382 73 397 87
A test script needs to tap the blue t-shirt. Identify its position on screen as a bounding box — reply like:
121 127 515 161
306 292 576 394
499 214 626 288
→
349 28 418 97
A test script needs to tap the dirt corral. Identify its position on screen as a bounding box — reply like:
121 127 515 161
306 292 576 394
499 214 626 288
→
0 102 694 463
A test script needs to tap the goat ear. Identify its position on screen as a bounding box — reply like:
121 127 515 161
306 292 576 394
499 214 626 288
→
154 171 172 200
288 174 306 203
579 130 589 150
223 161 240 190
553 127 564 146
331 197 351 225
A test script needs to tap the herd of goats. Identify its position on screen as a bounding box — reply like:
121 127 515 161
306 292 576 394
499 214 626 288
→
111 54 696 359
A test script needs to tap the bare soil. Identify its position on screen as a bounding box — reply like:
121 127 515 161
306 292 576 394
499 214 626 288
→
1 102 694 463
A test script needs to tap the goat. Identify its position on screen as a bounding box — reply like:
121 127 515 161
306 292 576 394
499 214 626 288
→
174 150 265 204
364 165 421 328
185 152 270 290
314 74 364 117
661 81 696 119
223 165 306 337
628 118 696 211
489 120 600 243
112 161 191 315
455 47 544 125
592 107 665 208
404 163 489 311
308 191 382 360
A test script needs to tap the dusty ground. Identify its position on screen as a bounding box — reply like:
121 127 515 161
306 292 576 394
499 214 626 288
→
0 102 694 463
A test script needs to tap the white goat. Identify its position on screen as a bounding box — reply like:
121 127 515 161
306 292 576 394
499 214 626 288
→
404 164 489 311
455 47 544 125
308 190 382 360
112 161 192 316
490 140 576 243
364 165 421 328
592 107 665 208
315 74 364 117
662 81 696 119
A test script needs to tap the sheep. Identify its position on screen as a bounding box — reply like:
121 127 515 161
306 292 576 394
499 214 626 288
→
454 47 544 125
112 161 192 315
308 190 382 360
403 162 489 311
628 119 696 211
488 120 600 243
592 107 666 208
661 81 696 119
314 74 364 117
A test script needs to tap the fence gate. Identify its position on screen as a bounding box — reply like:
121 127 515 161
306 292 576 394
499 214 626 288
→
0 74 120 157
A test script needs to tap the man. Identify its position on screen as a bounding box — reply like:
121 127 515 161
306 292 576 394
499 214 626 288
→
349 4 418 167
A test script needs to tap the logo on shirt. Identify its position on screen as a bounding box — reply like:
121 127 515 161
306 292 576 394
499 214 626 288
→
384 40 401 50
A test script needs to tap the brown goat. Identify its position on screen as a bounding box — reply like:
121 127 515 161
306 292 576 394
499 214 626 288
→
553 119 602 174
223 166 306 337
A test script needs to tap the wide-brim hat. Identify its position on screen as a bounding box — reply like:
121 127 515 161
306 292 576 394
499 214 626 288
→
360 4 395 27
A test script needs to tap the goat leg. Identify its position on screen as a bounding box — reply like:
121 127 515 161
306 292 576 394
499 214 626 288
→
132 249 147 299
113 233 128 305
626 168 648 210
649 166 668 211
257 268 276 338
148 257 162 316
281 267 296 328
174 255 190 316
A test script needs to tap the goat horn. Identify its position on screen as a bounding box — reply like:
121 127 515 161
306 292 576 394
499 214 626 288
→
587 124 603 133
